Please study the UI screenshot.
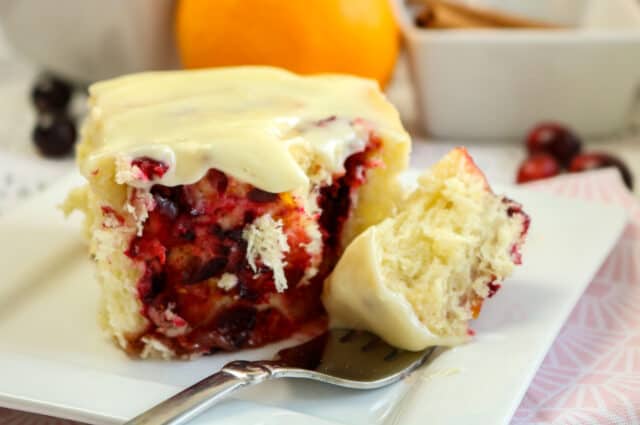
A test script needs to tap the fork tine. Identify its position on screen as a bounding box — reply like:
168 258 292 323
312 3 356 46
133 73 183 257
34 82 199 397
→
268 329 437 389
361 335 381 352
339 329 356 343
383 348 399 361
125 333 436 423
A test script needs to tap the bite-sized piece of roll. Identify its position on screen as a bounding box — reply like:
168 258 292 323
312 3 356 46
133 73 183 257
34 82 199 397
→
323 148 529 351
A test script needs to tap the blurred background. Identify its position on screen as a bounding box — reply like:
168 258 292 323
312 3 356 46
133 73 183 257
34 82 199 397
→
0 0 639 215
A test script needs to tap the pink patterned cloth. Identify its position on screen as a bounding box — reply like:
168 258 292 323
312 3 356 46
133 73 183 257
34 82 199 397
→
513 169 640 425
1 169 638 425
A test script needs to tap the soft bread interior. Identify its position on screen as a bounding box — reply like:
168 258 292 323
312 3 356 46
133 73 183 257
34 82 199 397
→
323 148 527 350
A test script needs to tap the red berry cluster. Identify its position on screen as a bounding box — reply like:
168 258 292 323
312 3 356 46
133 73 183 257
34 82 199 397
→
516 123 633 190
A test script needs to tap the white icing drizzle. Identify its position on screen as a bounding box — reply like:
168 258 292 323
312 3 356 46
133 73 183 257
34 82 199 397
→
79 66 409 193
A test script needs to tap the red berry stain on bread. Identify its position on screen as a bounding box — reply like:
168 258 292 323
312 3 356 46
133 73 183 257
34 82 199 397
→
124 138 381 356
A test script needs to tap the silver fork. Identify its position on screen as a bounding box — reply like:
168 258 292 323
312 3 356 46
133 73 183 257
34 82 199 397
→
125 329 437 425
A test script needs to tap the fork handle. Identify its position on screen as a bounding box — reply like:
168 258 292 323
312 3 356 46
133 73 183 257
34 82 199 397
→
125 360 274 425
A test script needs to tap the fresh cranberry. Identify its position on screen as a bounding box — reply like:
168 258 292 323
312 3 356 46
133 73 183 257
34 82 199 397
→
569 152 633 190
32 114 76 157
31 74 73 113
526 122 582 166
132 157 169 180
516 154 561 184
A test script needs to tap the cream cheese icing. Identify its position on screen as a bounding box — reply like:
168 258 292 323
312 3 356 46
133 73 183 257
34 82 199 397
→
78 66 410 193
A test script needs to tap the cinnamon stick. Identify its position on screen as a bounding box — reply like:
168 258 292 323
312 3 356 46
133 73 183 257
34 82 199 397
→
412 0 561 29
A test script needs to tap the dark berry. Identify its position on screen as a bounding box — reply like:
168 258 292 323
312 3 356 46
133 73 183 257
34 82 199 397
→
247 188 279 203
243 210 257 223
224 228 245 243
487 281 501 298
215 306 257 349
31 74 73 113
186 257 228 284
516 153 561 184
208 169 229 194
526 122 582 166
153 194 178 219
32 114 76 157
180 229 196 242
569 152 633 190
237 278 261 301
143 273 167 303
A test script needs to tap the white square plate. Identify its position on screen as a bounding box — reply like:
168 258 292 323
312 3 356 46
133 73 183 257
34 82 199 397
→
0 172 627 425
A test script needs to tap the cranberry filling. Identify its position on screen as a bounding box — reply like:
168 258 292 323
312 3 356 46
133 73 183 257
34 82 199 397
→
124 138 381 356
504 198 530 266
132 156 169 180
487 280 501 298
319 135 382 256
100 206 125 226
471 199 530 319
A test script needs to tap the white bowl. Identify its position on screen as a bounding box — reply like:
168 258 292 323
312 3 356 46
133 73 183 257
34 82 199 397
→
0 0 178 83
392 0 640 140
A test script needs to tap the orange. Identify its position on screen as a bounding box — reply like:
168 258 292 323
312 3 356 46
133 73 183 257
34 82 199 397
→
175 0 399 88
